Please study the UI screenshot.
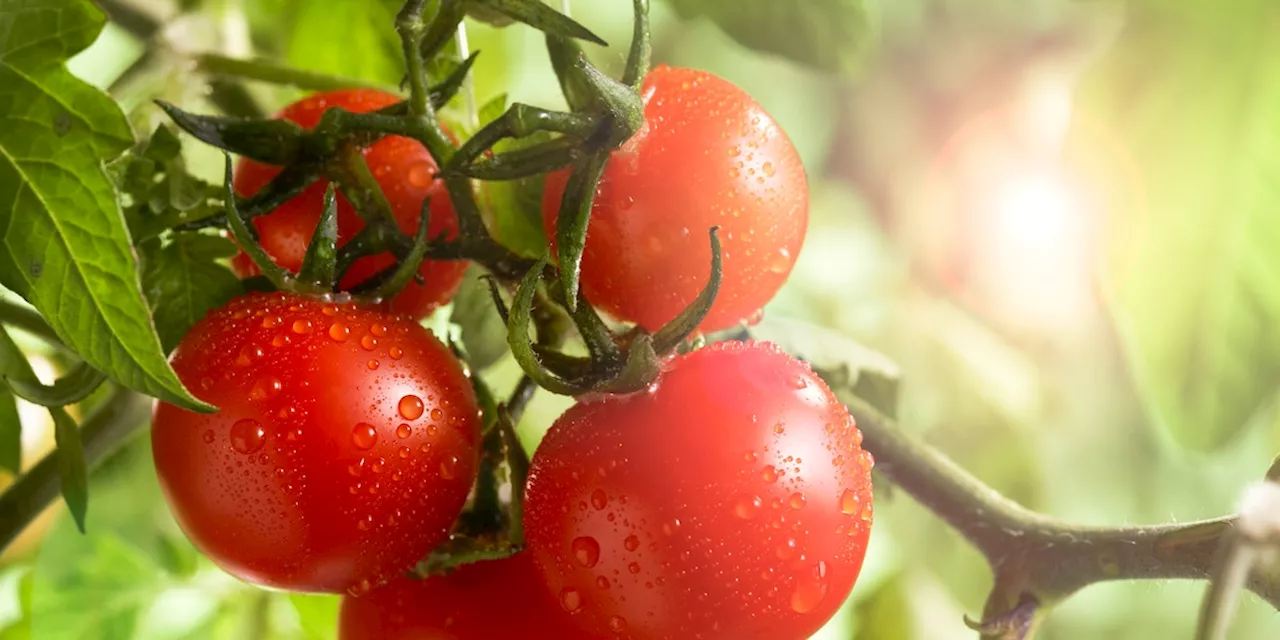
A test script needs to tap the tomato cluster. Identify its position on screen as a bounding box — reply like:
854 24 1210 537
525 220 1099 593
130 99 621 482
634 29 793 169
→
153 66 873 640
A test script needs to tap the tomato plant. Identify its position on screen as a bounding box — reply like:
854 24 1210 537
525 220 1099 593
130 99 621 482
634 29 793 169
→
231 89 467 319
523 341 873 639
543 65 808 333
338 554 591 639
151 292 481 594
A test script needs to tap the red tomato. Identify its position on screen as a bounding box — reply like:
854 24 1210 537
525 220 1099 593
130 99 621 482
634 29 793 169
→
542 66 808 333
151 293 481 594
231 89 466 319
338 554 593 640
523 341 873 639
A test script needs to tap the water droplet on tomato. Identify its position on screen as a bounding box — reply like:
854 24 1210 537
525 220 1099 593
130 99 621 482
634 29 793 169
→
321 304 339 317
628 562 641 574
235 345 263 366
789 492 807 510
347 579 372 597
367 359 380 370
596 576 610 589
291 319 312 334
328 322 350 342
624 535 640 551
743 450 758 463
351 423 378 450
440 455 459 479
201 430 215 443
572 537 600 567
360 334 378 351
789 561 828 613
407 163 433 188
559 588 582 612
775 537 798 560
396 423 412 438
735 495 763 519
272 333 290 348
229 419 266 454
762 161 776 177
590 489 608 510
388 346 404 360
249 376 282 400
429 407 443 421
762 465 779 483
609 616 628 632
840 489 860 515
398 446 410 459
261 315 281 329
398 395 424 420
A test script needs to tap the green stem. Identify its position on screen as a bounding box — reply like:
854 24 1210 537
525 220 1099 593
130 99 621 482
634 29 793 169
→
0 389 151 551
837 394 1280 624
195 54 398 93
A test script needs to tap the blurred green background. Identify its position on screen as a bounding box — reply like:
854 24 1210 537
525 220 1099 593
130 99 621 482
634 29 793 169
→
3 0 1279 638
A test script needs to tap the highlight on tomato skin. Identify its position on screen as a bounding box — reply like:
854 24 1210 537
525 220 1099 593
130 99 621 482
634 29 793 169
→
338 554 594 640
543 65 809 334
151 292 482 595
230 88 468 320
523 340 873 640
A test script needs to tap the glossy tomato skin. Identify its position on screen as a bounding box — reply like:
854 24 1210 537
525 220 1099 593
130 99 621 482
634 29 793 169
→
338 554 594 640
232 89 467 319
152 293 481 594
524 341 873 640
542 66 808 333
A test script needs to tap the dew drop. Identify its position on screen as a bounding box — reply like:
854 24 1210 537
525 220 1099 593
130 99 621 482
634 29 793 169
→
249 376 282 400
388 346 404 360
351 423 378 450
398 395 424 420
559 588 582 612
291 319 313 334
367 359 380 370
775 537 798 560
396 423 412 438
370 323 388 337
624 535 640 551
321 304 339 317
429 407 443 421
572 536 601 568
735 495 763 519
628 562 641 574
261 315 281 329
347 579 372 597
743 450 758 463
789 561 829 614
596 576 611 589
609 616 628 632
762 465 779 484
399 446 410 459
229 419 266 454
762 161 776 177
440 455 459 479
590 489 608 510
840 489 860 515
272 334 290 348
407 163 433 188
789 492 807 510
360 334 378 351
328 322 350 342
201 430 215 444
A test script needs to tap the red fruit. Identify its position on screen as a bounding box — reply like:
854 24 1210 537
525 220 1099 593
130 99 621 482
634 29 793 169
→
151 292 481 594
543 66 808 333
232 89 466 319
524 341 873 639
338 554 592 640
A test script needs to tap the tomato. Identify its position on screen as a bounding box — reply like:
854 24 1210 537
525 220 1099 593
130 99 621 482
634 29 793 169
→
151 292 481 594
338 554 593 640
542 66 808 333
231 89 467 319
523 341 872 639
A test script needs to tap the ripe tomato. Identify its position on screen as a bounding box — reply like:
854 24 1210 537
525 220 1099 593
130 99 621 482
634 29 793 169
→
523 341 872 639
231 89 466 319
151 293 481 594
542 66 808 333
338 554 592 640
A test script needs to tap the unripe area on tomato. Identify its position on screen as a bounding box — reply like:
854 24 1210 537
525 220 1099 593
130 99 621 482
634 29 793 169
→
542 66 808 333
151 293 481 594
231 89 467 319
524 341 873 639
338 554 593 640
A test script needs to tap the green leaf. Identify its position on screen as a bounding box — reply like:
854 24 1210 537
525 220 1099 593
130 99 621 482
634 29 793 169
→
479 111 553 258
49 405 85 532
0 327 34 474
0 0 210 412
468 0 607 45
449 266 510 371
1083 0 1280 450
747 316 900 418
663 0 873 76
286 0 403 85
140 233 242 353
